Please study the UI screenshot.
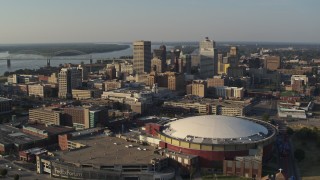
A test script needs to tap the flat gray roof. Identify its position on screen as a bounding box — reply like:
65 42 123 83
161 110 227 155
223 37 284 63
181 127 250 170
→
0 125 43 146
56 136 164 166
0 97 11 102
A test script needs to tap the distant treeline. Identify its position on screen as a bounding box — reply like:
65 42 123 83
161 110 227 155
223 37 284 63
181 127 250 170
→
3 67 60 77
0 43 129 56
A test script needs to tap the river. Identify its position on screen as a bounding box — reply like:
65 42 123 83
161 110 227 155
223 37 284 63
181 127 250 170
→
0 44 174 75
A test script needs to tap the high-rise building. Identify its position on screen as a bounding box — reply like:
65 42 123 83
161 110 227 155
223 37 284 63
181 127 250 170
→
77 65 88 81
186 80 207 98
199 37 217 78
58 67 82 99
167 72 184 91
151 58 164 73
152 45 167 73
105 65 116 79
48 73 58 84
63 107 89 129
63 106 107 130
133 40 151 74
169 49 182 73
177 58 184 73
191 52 200 67
184 54 192 74
29 107 63 125
217 53 224 75
207 76 226 88
214 86 244 99
229 46 239 67
229 46 238 57
28 84 52 98
0 97 12 115
145 71 184 91
263 56 281 71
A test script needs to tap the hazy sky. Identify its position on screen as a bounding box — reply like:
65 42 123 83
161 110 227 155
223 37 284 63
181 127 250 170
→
0 0 319 44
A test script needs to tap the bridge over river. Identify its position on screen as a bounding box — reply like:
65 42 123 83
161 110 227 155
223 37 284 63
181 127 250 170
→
0 49 98 67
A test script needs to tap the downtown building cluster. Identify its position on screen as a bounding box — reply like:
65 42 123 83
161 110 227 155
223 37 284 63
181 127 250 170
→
2 37 320 180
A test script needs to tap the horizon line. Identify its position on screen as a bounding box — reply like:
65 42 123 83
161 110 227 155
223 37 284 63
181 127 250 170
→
1 40 320 46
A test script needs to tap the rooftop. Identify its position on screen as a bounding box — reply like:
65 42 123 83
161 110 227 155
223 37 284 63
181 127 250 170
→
165 98 251 108
56 136 164 165
69 127 103 138
161 115 276 145
0 97 11 102
24 123 74 136
0 125 43 146
22 147 47 155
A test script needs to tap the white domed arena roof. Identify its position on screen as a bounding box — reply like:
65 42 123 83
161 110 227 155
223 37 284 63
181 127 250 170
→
162 115 268 140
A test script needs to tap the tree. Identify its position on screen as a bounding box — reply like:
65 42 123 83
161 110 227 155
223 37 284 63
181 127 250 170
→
0 169 8 177
14 174 20 180
286 127 294 136
296 127 318 140
262 113 270 122
72 100 82 106
3 71 10 77
294 149 305 162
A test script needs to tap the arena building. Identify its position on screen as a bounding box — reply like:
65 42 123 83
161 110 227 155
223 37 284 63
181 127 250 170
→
149 115 277 168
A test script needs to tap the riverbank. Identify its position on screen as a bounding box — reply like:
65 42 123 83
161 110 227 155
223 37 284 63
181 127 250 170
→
0 43 130 55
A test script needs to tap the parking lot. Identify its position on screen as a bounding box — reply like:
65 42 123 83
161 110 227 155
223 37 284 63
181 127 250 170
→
247 99 278 119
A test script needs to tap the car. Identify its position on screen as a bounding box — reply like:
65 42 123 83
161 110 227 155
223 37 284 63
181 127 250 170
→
18 168 22 171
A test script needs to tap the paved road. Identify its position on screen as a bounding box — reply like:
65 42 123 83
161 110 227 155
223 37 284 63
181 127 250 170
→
276 123 300 180
0 158 51 179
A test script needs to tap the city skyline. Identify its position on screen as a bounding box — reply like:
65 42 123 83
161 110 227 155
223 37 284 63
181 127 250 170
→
1 0 320 44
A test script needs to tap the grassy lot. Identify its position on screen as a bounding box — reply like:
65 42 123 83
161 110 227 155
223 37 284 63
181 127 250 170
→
291 135 320 180
280 91 297 97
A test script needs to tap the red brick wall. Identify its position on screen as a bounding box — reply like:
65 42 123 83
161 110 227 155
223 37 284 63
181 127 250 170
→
145 123 161 136
159 141 167 149
0 145 5 154
58 134 70 150
19 151 28 160
165 143 249 167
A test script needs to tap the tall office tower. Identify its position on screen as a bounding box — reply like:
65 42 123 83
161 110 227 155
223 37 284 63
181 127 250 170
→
229 46 238 57
153 45 167 62
228 46 239 67
184 54 192 74
133 40 151 74
151 45 167 73
77 65 88 81
199 37 217 78
186 80 207 98
217 53 224 75
177 58 184 73
172 49 181 73
58 67 82 99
